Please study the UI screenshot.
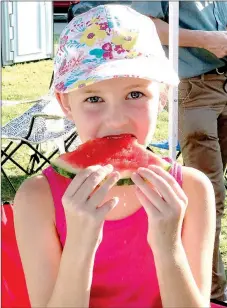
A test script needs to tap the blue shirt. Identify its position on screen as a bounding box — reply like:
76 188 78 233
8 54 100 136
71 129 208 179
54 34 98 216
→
131 1 227 78
71 1 130 15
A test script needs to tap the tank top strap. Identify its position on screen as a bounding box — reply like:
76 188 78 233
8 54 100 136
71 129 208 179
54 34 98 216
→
164 157 183 187
42 166 70 245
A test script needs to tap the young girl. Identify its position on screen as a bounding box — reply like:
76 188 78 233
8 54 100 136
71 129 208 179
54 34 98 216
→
14 5 216 308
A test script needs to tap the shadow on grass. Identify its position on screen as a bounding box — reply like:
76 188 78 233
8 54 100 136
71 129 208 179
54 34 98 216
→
1 174 30 203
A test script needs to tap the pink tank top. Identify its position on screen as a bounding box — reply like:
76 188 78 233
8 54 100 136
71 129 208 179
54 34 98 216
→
43 159 182 308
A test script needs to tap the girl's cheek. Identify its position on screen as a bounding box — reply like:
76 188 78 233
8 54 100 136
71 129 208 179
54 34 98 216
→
74 108 104 142
129 100 151 119
73 104 102 122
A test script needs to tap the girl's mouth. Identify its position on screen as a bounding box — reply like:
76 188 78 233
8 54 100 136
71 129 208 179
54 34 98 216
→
104 133 137 139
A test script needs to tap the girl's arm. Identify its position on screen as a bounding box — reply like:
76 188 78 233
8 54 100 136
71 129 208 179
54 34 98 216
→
153 167 215 307
14 165 118 308
47 236 96 308
14 176 94 308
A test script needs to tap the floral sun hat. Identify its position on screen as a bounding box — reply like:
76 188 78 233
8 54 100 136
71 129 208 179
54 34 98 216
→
54 4 179 93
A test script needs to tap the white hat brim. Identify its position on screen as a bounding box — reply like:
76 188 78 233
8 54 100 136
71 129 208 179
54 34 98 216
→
62 56 179 93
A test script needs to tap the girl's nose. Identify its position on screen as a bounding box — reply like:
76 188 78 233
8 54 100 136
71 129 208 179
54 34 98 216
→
105 106 128 128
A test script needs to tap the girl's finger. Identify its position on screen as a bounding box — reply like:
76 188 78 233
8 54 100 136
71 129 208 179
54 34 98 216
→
75 165 114 203
65 165 102 197
96 197 119 220
87 171 120 209
131 172 167 212
148 165 187 203
137 167 179 205
135 187 160 216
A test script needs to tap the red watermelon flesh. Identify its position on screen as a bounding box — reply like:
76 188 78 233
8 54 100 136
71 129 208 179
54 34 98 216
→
52 134 171 184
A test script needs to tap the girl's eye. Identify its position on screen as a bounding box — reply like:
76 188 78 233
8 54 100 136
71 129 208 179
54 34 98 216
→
85 96 104 103
127 91 144 99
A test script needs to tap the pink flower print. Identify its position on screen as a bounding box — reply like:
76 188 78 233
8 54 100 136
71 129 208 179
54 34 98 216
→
114 45 125 54
87 33 95 40
60 35 68 52
103 51 113 60
102 43 112 52
69 58 79 70
55 81 66 92
99 22 109 31
102 43 113 59
86 20 92 27
60 35 68 45
69 53 85 69
72 58 80 67
59 59 68 75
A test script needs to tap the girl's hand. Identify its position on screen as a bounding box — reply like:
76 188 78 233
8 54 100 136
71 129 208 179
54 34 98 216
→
62 164 120 251
131 165 188 255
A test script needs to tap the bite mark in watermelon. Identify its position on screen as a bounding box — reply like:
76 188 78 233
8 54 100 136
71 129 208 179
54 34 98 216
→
52 134 172 186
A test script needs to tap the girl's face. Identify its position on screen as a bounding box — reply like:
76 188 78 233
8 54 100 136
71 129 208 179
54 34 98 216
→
56 77 161 146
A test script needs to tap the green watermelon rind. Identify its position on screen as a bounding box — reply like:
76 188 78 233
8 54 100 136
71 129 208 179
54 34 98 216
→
52 164 75 179
52 164 135 186
51 163 172 186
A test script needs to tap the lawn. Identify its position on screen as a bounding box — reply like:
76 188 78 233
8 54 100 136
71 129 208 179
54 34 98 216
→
2 59 227 270
2 60 53 101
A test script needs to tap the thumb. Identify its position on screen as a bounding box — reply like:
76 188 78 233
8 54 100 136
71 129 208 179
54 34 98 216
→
97 197 119 220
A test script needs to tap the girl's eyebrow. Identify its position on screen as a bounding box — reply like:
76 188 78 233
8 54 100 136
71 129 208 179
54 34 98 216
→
124 84 147 90
83 89 102 94
81 83 147 95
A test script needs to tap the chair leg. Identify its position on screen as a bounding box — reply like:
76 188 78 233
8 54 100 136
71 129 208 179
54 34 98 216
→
2 141 14 156
1 148 30 175
24 142 52 174
27 145 41 174
65 132 78 152
1 142 25 165
1 167 16 194
33 147 59 173
2 132 78 179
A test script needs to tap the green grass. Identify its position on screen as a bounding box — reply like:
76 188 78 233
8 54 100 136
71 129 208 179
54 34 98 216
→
221 199 227 266
2 103 36 126
2 60 53 101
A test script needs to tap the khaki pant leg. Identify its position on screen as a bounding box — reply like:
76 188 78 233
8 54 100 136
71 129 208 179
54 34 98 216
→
178 76 227 301
218 103 227 171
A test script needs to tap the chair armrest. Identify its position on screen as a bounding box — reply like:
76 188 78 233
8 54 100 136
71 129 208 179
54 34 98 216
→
24 113 65 139
33 113 64 120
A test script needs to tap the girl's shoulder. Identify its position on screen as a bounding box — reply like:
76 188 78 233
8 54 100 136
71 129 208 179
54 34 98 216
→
181 165 213 192
181 166 215 214
14 174 56 226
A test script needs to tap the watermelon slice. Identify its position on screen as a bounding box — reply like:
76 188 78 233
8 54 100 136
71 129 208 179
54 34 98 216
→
52 134 172 186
